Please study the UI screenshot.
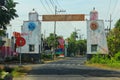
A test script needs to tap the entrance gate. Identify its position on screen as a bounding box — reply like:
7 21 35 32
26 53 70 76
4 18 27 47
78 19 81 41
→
42 9 108 59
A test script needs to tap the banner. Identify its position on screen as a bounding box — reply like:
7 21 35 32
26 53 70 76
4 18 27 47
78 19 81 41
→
13 32 21 38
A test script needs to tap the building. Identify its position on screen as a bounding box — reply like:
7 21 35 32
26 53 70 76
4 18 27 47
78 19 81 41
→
87 8 108 59
20 9 41 63
0 36 15 61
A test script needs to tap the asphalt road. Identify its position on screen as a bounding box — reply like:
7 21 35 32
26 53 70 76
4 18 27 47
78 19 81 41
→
15 57 120 80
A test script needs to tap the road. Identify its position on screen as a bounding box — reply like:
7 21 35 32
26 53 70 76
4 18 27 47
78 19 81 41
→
14 56 120 80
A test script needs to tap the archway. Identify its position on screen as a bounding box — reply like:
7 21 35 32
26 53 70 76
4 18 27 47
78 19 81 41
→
42 11 108 59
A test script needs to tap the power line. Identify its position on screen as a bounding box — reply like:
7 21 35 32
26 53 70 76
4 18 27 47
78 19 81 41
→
111 0 118 16
39 0 49 13
112 0 119 20
49 0 55 8
48 1 70 36
53 0 63 9
44 0 54 13
52 0 76 30
53 0 76 34
106 0 111 19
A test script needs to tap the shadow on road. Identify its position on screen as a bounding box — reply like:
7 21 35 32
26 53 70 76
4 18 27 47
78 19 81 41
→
29 67 120 77
28 57 120 77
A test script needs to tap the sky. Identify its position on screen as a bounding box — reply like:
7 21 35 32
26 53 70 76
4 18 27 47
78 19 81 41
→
7 0 120 39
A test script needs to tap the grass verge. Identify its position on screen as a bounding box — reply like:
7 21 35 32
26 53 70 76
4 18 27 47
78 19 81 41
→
0 65 32 80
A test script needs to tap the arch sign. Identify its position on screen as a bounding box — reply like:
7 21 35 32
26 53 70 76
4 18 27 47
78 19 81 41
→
42 12 108 56
42 14 85 21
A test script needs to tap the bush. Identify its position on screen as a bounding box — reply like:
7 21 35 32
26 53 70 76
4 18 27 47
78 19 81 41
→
89 53 110 64
3 66 14 73
42 54 52 60
0 66 13 79
0 65 31 79
114 52 120 61
55 54 59 57
88 52 120 69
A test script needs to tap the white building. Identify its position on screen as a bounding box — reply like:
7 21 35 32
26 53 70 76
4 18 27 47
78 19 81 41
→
87 8 108 59
20 9 41 62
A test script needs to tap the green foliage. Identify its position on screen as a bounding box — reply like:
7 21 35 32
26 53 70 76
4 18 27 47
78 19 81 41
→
67 32 87 56
77 40 87 55
115 19 120 28
107 19 120 56
88 52 120 68
107 28 120 56
46 33 62 49
0 66 31 79
46 33 55 47
70 32 77 40
89 53 109 64
3 66 14 73
0 66 15 79
0 0 18 30
42 54 52 60
67 38 76 56
114 52 120 61
0 30 6 36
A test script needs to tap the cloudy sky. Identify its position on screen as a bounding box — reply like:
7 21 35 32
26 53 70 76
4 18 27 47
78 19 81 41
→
7 0 120 39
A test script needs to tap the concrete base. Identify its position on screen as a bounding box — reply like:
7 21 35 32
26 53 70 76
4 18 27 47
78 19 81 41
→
19 53 41 63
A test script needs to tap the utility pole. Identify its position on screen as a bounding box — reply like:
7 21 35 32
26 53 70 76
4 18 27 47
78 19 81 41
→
54 6 57 35
53 6 57 60
54 5 66 38
53 5 66 59
105 14 112 36
105 14 113 31
109 14 112 30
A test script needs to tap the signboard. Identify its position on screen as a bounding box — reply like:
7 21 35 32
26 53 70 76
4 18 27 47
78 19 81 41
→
16 37 26 47
21 32 29 36
42 14 85 21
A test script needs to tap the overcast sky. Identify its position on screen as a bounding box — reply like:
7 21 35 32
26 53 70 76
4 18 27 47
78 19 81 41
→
7 0 120 39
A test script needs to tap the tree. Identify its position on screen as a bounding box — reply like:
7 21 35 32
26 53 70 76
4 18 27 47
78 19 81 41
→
0 30 6 36
67 32 87 56
67 32 77 56
107 19 120 56
46 33 61 50
0 0 18 30
76 39 87 55
115 19 120 28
